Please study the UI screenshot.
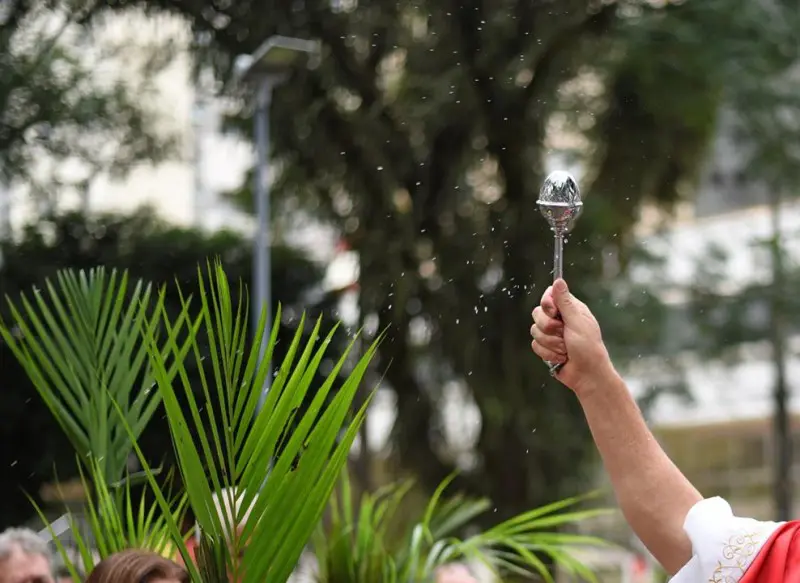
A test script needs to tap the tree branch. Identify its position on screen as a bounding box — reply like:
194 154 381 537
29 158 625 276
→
303 8 412 167
521 2 616 108
414 122 472 237
451 0 494 120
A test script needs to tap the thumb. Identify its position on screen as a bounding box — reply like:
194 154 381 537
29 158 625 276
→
553 279 580 321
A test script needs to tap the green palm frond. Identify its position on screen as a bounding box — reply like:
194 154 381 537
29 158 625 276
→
30 457 187 576
315 473 614 583
7 261 380 582
10 260 605 583
445 492 614 583
119 260 381 582
0 267 190 484
195 535 232 583
315 472 409 583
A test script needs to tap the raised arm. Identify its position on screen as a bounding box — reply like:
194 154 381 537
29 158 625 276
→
530 279 702 574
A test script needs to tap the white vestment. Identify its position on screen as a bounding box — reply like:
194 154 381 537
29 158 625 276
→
670 497 783 583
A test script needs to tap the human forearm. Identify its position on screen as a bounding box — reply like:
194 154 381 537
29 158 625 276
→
577 366 702 574
530 282 703 573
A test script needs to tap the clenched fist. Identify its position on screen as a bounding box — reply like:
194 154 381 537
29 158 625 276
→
530 279 613 395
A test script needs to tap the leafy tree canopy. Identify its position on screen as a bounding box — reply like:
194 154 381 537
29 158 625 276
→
0 0 179 201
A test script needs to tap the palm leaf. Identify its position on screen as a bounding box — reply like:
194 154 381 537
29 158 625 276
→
30 456 187 574
0 267 190 484
434 491 615 582
125 260 381 582
314 474 614 583
315 472 409 583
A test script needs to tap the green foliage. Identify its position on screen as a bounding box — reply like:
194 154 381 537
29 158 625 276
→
0 1 178 193
0 267 186 485
0 210 336 529
31 460 188 579
315 473 613 583
686 235 800 360
124 261 379 582
589 0 800 239
11 261 378 580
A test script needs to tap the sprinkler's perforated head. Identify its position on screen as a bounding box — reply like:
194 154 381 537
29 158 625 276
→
537 171 583 235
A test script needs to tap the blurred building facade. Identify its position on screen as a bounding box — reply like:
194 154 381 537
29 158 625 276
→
3 12 252 235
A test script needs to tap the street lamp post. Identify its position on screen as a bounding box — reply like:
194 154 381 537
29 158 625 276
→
234 36 320 409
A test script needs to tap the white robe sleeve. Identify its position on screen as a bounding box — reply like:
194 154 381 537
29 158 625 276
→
670 497 783 583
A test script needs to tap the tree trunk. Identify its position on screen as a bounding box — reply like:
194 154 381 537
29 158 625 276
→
769 187 792 521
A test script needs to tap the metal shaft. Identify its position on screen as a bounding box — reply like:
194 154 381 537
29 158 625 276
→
553 235 564 281
548 234 565 376
254 76 274 410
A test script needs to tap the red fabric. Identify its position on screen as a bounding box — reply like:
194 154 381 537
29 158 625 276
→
741 521 800 582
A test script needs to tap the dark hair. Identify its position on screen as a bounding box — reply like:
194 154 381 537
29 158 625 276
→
85 550 189 583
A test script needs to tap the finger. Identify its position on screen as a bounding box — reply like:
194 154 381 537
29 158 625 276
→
552 279 586 322
531 338 567 363
540 286 558 318
531 323 567 355
532 306 563 336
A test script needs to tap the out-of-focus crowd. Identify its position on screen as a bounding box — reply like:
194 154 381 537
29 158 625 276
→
0 526 481 583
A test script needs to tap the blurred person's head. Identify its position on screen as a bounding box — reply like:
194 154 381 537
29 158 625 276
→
85 550 188 583
0 527 54 583
435 564 479 583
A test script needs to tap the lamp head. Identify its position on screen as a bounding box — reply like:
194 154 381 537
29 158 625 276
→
537 171 583 236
